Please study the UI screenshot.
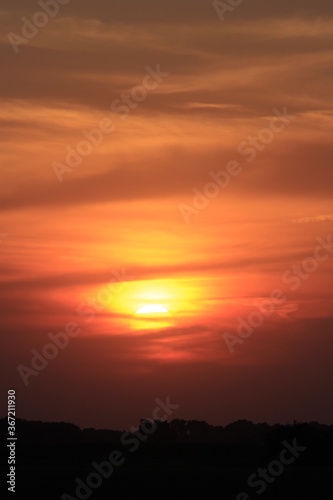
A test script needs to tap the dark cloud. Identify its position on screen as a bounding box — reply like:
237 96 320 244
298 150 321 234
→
1 139 333 212
2 0 333 23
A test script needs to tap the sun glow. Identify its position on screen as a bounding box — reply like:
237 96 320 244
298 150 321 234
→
88 276 221 332
136 305 169 315
107 279 193 318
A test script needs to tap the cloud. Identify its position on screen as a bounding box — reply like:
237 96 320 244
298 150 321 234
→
1 136 333 212
292 214 333 224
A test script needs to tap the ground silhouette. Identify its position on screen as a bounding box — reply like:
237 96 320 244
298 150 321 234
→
1 417 332 499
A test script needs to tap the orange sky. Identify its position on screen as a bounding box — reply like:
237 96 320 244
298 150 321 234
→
1 0 333 429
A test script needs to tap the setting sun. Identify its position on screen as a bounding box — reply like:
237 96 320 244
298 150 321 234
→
136 305 169 315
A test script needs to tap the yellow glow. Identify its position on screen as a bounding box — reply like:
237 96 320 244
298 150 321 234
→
136 305 169 314
93 278 202 331
86 276 225 332
108 279 196 317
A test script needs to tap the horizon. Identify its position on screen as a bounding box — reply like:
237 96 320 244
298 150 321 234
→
1 415 332 433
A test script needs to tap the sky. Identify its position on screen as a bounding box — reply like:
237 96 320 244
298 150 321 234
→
1 0 333 430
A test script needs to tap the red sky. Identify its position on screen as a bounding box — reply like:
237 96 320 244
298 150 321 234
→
1 0 333 429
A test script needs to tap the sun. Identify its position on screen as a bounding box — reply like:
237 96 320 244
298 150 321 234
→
136 304 169 315
93 277 203 331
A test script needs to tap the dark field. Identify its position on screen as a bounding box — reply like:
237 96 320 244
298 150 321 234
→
1 419 332 499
